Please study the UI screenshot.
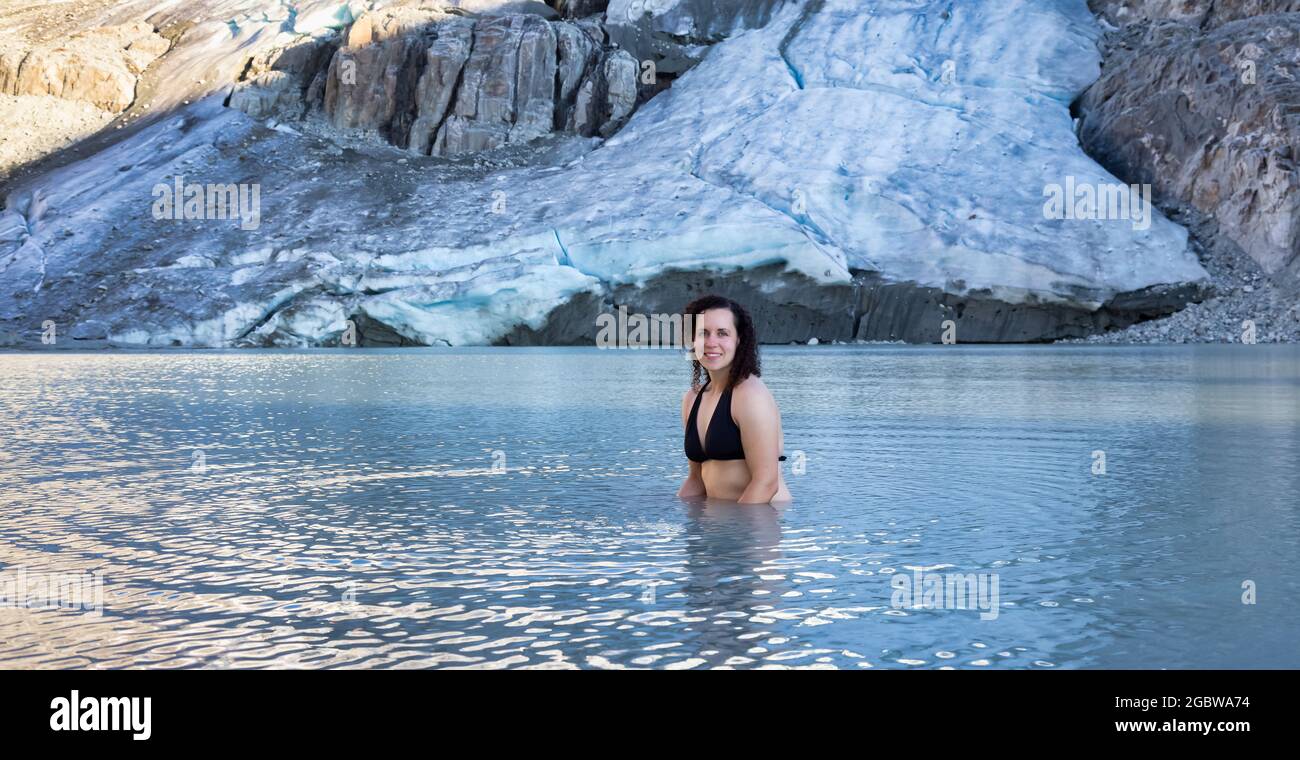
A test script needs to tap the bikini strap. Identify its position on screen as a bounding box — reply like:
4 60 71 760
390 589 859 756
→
690 382 707 414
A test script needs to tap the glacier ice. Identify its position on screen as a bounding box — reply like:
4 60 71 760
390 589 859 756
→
0 0 1209 347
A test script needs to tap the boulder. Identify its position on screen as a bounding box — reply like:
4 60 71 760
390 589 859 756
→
0 22 169 112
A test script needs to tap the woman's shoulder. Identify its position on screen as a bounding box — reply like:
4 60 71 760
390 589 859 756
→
731 375 773 403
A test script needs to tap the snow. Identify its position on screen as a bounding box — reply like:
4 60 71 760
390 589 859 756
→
0 0 1210 346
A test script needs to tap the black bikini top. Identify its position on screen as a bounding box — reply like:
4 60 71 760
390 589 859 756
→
684 379 787 464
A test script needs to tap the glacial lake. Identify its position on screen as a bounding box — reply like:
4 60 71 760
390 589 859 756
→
0 345 1297 669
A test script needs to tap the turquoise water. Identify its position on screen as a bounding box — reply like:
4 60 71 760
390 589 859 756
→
0 345 1297 669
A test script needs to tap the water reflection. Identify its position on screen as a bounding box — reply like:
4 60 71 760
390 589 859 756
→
679 500 786 666
0 345 1297 668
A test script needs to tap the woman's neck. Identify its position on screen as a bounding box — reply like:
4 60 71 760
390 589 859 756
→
706 367 730 390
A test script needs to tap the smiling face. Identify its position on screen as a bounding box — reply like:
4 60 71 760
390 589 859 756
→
693 307 739 374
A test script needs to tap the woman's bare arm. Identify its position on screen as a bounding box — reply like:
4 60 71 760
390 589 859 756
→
733 381 782 504
678 459 707 498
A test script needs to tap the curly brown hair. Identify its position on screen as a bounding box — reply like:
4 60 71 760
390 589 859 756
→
684 294 761 391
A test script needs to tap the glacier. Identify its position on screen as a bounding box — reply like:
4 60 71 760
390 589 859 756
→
0 0 1210 347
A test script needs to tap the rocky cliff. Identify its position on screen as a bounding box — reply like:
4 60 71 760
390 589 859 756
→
1071 0 1300 342
0 12 170 175
229 5 642 152
0 1 1254 347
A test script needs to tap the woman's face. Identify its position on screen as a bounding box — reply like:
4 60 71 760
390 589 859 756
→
693 307 739 373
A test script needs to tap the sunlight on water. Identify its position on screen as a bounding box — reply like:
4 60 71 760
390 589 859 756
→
1 345 1297 669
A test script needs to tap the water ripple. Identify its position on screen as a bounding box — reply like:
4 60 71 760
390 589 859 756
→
1 346 1298 668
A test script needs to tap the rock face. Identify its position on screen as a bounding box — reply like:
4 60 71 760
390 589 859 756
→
407 18 477 153
0 21 169 112
231 4 642 154
430 15 559 152
227 35 340 121
499 264 1202 345
1 0 1220 348
546 0 609 18
1089 0 1300 25
1078 2 1300 280
605 0 786 74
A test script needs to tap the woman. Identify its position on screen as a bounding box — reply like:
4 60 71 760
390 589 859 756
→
677 294 792 504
